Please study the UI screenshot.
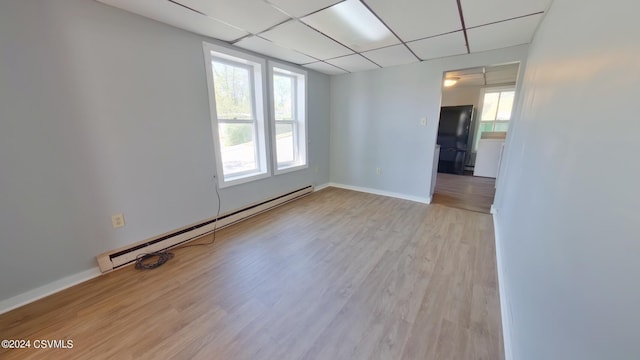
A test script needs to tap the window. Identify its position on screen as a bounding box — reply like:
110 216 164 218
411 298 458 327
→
203 43 270 187
269 63 307 173
475 88 515 151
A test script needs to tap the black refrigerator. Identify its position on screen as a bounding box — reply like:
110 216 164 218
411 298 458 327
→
437 105 473 175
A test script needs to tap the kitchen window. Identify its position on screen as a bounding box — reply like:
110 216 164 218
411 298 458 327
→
475 88 515 151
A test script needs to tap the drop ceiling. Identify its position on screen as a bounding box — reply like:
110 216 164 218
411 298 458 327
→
445 63 520 87
96 0 552 75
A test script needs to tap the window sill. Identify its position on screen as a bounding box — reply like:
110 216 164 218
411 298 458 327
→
219 171 270 189
275 163 308 176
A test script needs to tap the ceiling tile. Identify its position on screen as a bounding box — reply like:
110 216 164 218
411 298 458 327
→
261 21 353 60
235 36 316 64
266 0 344 18
485 72 517 85
326 54 379 72
179 0 290 34
467 14 543 53
364 0 461 41
485 63 520 84
456 78 486 87
444 63 520 87
447 67 484 78
303 61 348 75
361 45 418 68
301 0 399 52
461 0 550 27
97 0 247 41
407 31 468 60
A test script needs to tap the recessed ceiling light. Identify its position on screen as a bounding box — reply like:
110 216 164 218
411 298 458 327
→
444 78 459 87
301 0 397 52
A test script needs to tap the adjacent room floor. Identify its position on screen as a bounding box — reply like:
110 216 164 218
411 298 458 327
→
0 188 504 360
432 173 497 214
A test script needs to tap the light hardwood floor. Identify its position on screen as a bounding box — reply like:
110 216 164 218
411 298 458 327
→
0 188 503 360
432 173 497 214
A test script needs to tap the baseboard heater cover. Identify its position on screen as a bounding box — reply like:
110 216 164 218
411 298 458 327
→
96 185 314 273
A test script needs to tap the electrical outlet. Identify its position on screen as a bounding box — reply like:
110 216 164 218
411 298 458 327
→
376 167 381 176
111 213 125 228
420 117 427 126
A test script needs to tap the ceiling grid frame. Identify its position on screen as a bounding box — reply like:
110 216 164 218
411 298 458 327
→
96 0 553 75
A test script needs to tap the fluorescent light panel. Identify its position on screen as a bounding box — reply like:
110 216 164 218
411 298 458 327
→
261 21 353 60
301 0 398 52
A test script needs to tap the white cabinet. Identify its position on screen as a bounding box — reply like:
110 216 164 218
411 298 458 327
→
474 139 505 178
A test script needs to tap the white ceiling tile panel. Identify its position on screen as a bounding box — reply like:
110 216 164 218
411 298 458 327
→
303 61 348 75
361 44 418 67
454 78 486 87
467 14 543 53
179 0 290 33
485 63 520 84
326 54 379 72
261 21 353 60
301 0 399 52
444 63 519 87
460 0 551 27
364 0 462 41
235 36 316 64
407 31 468 60
97 0 247 41
266 0 344 18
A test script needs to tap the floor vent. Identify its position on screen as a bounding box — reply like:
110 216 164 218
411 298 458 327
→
96 185 314 273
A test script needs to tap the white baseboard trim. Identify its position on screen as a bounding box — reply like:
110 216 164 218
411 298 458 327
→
314 183 331 191
327 182 431 204
492 211 514 360
0 267 102 315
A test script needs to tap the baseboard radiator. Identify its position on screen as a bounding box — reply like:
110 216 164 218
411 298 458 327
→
96 185 314 273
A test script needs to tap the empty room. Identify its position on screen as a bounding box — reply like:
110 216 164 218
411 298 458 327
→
0 0 638 359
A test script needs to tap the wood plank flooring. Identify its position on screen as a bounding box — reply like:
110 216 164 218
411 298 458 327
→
0 187 503 360
432 173 496 214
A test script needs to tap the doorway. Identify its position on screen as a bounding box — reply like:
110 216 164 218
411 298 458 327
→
432 63 520 213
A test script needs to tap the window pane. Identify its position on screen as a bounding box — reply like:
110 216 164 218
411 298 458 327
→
218 123 257 175
273 74 294 120
275 123 294 164
494 122 510 132
481 92 500 121
496 91 515 120
212 60 253 120
479 122 495 132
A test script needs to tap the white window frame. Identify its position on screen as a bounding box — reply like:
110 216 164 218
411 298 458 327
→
202 42 271 188
474 86 515 151
268 61 308 175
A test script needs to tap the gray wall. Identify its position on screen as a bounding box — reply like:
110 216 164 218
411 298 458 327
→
0 0 330 302
329 46 528 199
441 85 483 107
493 0 640 358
